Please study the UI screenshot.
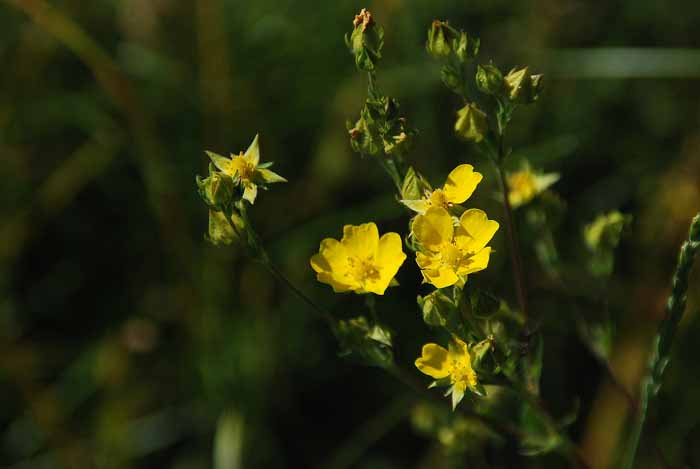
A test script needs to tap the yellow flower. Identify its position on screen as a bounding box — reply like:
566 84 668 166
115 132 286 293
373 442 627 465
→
402 164 483 214
310 223 406 295
411 207 498 288
412 206 498 288
415 337 478 409
506 164 559 208
207 134 287 204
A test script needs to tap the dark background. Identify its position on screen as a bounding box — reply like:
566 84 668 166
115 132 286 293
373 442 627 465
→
1 0 699 468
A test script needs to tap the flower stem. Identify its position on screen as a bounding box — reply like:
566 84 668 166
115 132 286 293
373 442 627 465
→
493 135 529 321
223 206 337 330
262 259 337 330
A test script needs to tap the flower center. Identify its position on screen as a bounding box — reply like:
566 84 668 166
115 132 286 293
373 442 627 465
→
507 171 537 200
347 256 381 282
439 242 463 269
428 189 449 208
231 153 256 181
450 358 476 390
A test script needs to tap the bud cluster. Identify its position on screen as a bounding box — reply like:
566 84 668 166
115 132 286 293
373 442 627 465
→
348 95 415 158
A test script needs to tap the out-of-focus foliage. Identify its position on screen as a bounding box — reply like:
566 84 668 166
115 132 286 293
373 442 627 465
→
0 1 699 468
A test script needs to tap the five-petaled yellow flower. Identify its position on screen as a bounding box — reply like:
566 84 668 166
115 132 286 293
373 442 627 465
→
207 134 287 204
415 337 478 409
506 163 559 208
402 164 483 214
412 206 498 288
310 223 406 295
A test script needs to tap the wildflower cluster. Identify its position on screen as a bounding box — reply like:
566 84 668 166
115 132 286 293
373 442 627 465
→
192 9 697 468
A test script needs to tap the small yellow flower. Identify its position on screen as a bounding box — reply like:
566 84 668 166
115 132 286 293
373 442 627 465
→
310 223 406 295
402 164 483 214
506 163 559 208
412 207 498 288
207 134 287 204
415 337 478 408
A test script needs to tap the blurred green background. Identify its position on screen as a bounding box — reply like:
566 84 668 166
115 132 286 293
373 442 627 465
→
1 0 699 468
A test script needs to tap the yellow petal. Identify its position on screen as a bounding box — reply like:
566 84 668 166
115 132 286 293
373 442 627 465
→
244 134 260 166
310 239 359 293
311 239 347 272
412 207 454 252
423 265 460 289
458 247 492 276
341 223 379 259
400 199 429 214
257 168 287 184
534 172 560 192
415 344 451 379
315 271 357 293
362 233 406 295
455 209 499 253
242 184 258 204
376 233 406 270
206 150 234 174
415 251 439 270
449 337 470 359
508 191 525 208
442 164 483 204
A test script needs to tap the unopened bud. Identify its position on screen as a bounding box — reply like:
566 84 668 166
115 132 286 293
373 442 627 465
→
346 9 384 71
196 166 236 210
207 210 245 246
426 20 457 58
504 67 544 103
475 64 504 95
453 31 479 62
454 103 488 142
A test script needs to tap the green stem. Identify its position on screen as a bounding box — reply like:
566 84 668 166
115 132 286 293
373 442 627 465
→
365 294 379 323
621 213 700 469
262 260 337 330
492 135 529 321
224 206 337 330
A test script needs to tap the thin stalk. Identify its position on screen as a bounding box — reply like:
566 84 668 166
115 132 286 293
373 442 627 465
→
621 213 700 469
493 135 529 321
229 206 337 330
262 259 336 330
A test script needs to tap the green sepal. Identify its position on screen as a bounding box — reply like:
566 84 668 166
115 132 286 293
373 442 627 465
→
336 316 394 368
401 166 431 201
469 382 487 397
450 385 465 410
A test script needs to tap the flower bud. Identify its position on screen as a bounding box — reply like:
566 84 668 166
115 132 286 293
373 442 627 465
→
345 9 384 71
347 116 379 156
453 31 479 62
207 210 245 246
426 20 457 58
417 290 453 327
337 316 393 368
196 166 236 210
475 64 504 95
584 211 631 252
504 67 544 103
454 103 488 142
